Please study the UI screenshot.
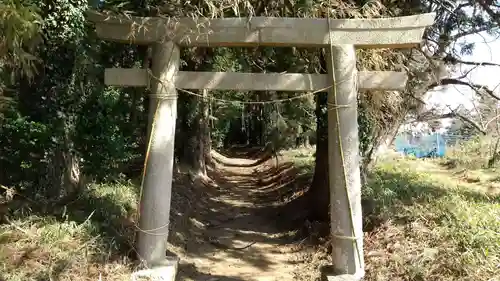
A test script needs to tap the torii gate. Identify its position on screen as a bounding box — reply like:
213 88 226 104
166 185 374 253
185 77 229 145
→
87 11 434 281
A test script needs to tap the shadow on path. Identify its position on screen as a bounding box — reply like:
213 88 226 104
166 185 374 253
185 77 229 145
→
171 150 311 281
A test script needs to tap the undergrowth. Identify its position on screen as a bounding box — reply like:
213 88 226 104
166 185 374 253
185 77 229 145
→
0 182 138 281
442 136 497 170
287 147 499 281
282 147 315 176
363 159 499 281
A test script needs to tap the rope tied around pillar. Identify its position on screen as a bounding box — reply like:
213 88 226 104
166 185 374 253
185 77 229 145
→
327 102 355 110
148 94 178 100
332 233 364 241
146 68 178 100
135 223 171 236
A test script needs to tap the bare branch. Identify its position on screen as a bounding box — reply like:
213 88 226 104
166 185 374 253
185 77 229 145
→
443 56 500 67
476 0 500 27
485 114 500 129
450 26 492 41
452 111 487 135
412 112 455 122
413 110 487 135
429 78 500 101
404 91 427 105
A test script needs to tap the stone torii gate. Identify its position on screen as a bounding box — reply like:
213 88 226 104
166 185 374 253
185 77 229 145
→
87 11 434 281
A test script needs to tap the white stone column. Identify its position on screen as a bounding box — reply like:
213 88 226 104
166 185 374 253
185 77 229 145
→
137 41 179 273
326 44 364 280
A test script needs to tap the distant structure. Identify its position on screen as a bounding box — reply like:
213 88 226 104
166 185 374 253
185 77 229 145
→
394 132 446 158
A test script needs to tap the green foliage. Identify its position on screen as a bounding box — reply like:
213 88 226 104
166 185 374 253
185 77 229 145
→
0 108 51 188
0 0 43 79
0 0 145 194
358 99 375 157
1 0 499 206
443 136 497 170
365 159 499 280
199 47 319 149
73 88 139 181
40 0 87 42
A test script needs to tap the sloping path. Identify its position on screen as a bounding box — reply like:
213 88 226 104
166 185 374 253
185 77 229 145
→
173 151 310 281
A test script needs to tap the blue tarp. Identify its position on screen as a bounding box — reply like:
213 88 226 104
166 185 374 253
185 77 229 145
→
394 133 446 158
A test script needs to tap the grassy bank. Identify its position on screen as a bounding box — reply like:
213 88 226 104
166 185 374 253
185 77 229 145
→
287 146 499 281
364 158 499 280
0 182 138 280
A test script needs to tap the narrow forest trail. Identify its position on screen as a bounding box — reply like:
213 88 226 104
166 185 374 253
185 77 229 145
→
172 150 312 281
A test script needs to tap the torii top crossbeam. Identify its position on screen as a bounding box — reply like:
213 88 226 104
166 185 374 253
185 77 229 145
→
87 11 435 48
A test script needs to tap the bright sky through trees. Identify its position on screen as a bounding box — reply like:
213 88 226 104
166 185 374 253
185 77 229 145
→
425 31 500 129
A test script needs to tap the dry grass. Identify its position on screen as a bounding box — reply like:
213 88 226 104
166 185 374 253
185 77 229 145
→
0 181 139 281
281 146 316 176
288 148 499 281
442 136 497 170
0 169 203 281
362 159 499 281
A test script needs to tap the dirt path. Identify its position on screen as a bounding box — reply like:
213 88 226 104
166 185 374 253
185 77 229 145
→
172 151 310 281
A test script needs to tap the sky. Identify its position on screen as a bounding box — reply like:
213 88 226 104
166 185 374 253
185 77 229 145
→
420 31 500 132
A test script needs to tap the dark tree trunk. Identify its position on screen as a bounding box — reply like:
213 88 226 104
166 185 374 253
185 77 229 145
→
178 48 214 176
203 90 213 165
178 94 203 174
193 89 211 177
249 104 261 146
191 122 206 176
183 90 212 178
308 91 329 221
304 134 311 148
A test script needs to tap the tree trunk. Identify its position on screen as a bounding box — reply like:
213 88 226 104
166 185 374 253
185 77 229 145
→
488 137 500 168
203 90 213 165
42 125 84 202
308 89 330 221
180 89 211 178
304 134 311 148
190 122 206 177
193 89 210 177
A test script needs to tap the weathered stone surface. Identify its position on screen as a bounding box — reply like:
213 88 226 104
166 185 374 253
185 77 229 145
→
104 68 408 91
87 11 435 48
137 41 180 266
131 258 178 281
326 274 363 281
326 45 364 276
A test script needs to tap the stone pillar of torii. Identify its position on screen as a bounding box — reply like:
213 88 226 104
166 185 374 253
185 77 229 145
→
87 11 435 281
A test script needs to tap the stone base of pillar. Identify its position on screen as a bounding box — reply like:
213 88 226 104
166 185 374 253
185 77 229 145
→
320 265 364 281
326 275 363 281
131 257 178 281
